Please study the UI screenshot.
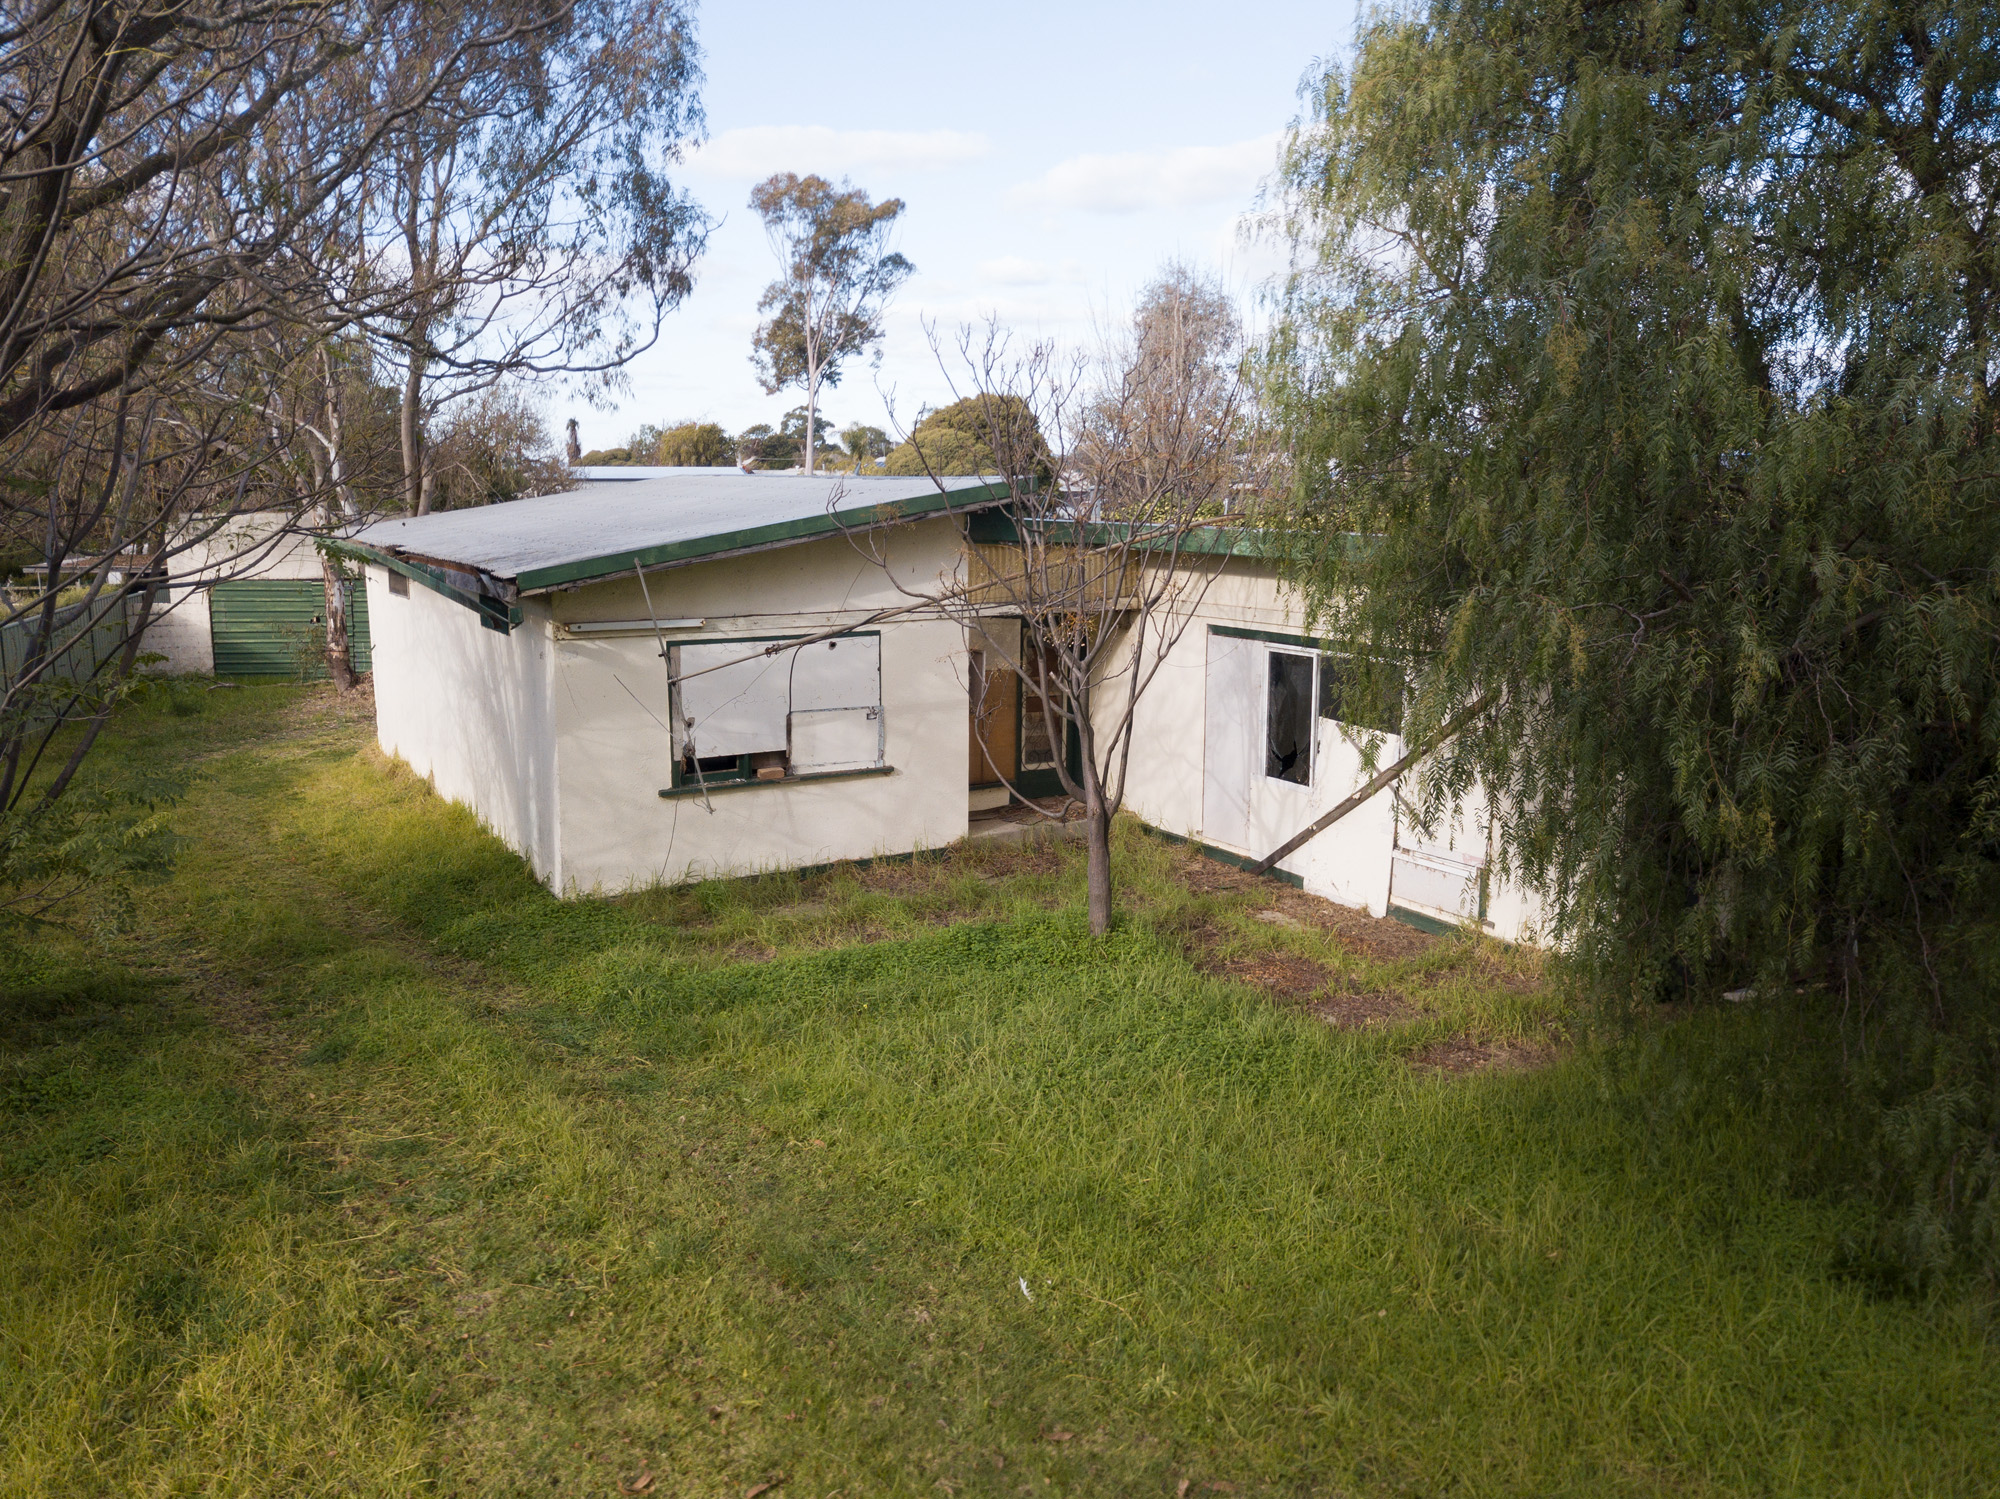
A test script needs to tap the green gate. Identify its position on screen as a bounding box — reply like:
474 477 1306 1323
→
209 579 372 679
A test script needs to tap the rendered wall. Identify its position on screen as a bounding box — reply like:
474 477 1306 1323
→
545 522 970 892
365 566 559 884
1113 561 1399 915
1114 557 1547 943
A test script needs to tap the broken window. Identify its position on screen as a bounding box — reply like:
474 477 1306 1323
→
1265 649 1314 785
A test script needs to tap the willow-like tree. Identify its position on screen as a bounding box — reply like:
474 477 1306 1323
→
749 175 912 475
1272 2 2000 1269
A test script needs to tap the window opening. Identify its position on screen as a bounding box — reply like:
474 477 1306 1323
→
1318 653 1402 736
387 570 409 597
1265 650 1315 785
671 633 883 786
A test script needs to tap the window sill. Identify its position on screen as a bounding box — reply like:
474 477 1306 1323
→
658 765 896 799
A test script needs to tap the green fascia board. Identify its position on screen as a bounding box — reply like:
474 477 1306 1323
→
512 481 1013 593
1210 623 1347 653
1387 904 1459 937
964 510 1292 560
324 540 523 634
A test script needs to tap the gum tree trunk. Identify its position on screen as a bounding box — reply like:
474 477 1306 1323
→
320 549 357 691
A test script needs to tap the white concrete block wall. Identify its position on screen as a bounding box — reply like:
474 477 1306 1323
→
135 586 214 674
365 566 559 884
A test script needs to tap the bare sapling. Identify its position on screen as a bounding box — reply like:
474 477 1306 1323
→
869 266 1274 935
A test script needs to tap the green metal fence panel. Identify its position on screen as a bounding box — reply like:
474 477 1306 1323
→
210 579 373 680
1 598 127 694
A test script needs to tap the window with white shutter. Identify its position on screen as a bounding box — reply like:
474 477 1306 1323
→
669 632 884 788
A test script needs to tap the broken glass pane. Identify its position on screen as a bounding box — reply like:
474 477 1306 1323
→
1265 650 1314 784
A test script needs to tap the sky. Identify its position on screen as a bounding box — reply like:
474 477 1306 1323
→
568 0 1361 454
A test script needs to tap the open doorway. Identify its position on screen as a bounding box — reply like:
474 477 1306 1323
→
969 646 1020 811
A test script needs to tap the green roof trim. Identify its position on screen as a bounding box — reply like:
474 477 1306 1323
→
324 540 523 634
513 481 1012 593
1209 623 1345 652
965 507 1285 559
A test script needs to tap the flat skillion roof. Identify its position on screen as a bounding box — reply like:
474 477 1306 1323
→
349 471 1007 593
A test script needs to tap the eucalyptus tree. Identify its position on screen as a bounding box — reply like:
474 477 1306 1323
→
749 174 912 475
1271 0 2000 1270
0 0 461 909
0 0 707 912
346 0 710 516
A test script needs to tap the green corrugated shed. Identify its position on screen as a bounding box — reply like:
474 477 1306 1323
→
210 579 372 679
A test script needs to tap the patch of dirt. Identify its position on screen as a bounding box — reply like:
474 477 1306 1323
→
1201 948 1333 1003
1408 1037 1553 1075
971 795 1085 828
1309 985 1417 1030
1187 926 1418 1029
281 676 377 732
1170 853 1438 961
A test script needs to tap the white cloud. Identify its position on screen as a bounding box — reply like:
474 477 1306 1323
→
686 126 991 181
976 256 1088 287
1010 134 1281 214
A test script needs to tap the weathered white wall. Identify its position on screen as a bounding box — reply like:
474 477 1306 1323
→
1114 561 1399 915
542 524 968 891
1113 556 1548 943
137 587 213 674
366 565 559 883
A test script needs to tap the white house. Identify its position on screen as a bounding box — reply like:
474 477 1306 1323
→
340 472 1006 893
340 472 1545 941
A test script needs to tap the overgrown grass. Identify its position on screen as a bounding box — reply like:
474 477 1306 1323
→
1 683 1994 1496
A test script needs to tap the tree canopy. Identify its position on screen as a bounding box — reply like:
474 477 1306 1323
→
749 174 913 473
651 421 735 466
1272 0 2000 1274
885 396 1048 479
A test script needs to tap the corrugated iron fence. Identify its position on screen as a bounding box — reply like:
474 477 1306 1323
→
0 595 130 703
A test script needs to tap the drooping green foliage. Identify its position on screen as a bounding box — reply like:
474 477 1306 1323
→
1271 0 2000 1276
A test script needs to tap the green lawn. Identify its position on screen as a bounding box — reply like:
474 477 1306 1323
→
1 683 1993 1497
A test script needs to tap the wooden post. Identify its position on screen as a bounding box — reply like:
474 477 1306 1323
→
1247 695 1491 878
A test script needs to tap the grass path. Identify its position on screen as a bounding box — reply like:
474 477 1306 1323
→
2 684 1995 1497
